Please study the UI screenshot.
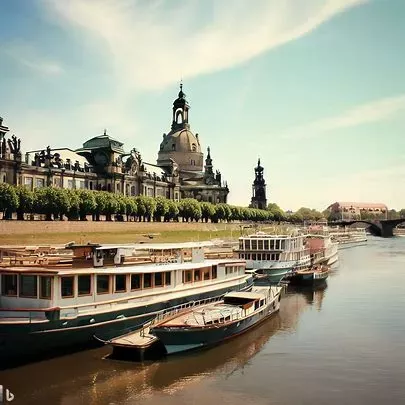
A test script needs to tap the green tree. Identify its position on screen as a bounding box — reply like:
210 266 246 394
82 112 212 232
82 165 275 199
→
179 198 201 222
123 197 137 221
15 185 34 220
266 203 285 221
0 184 19 220
34 187 70 221
66 189 80 220
75 190 97 221
200 202 215 222
154 196 169 222
94 191 108 221
399 209 405 218
164 200 179 222
135 195 156 221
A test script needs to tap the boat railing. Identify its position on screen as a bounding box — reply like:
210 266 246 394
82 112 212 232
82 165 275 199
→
138 293 226 336
0 307 61 323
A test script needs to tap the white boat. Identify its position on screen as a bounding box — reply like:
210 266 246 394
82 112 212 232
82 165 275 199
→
0 241 253 367
329 227 367 249
235 232 311 282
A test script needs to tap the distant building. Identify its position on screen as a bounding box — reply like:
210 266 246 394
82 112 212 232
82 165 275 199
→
0 85 229 203
249 159 267 209
326 202 388 220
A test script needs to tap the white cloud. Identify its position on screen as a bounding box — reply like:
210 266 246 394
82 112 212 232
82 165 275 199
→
283 94 405 139
43 0 367 90
3 43 63 75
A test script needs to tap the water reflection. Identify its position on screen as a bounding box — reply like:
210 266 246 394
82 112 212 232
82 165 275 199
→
0 286 320 405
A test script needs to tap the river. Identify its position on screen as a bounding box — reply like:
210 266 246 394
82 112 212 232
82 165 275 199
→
1 236 404 404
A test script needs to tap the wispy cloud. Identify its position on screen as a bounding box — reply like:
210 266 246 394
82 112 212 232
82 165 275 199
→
43 0 367 90
3 43 64 75
283 94 405 139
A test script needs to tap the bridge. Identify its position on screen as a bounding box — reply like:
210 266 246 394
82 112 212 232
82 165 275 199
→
329 218 405 237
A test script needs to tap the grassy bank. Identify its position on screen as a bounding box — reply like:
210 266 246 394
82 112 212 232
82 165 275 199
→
0 221 295 246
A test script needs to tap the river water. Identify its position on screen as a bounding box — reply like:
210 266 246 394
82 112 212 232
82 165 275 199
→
1 237 405 405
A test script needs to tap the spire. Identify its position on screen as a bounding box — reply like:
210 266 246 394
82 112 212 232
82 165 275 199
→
171 83 190 131
207 146 211 159
258 157 261 166
103 128 107 136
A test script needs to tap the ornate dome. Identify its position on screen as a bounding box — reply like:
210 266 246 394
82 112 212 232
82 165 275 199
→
159 129 201 154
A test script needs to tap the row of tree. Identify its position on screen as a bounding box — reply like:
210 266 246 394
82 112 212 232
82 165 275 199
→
0 184 329 223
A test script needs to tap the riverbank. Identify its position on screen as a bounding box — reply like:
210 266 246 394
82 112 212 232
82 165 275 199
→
0 221 295 245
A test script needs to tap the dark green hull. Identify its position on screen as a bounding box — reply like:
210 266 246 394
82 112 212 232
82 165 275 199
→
0 277 253 369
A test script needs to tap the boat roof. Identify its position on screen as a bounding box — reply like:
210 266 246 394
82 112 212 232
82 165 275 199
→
0 258 246 275
224 287 271 300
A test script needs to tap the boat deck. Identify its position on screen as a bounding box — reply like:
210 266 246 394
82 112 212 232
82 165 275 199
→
158 303 244 327
111 327 158 348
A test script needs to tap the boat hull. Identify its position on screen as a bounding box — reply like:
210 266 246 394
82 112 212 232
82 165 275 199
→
151 295 281 355
0 276 253 368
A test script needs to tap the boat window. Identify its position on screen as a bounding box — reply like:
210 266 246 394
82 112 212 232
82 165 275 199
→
264 240 269 250
61 276 75 298
40 276 52 299
164 271 171 286
245 240 250 250
260 299 265 307
202 268 210 280
155 272 163 287
131 274 141 290
251 240 257 250
1 274 17 296
194 269 201 282
254 300 260 310
78 275 92 296
212 265 217 279
97 275 110 294
183 270 193 283
20 275 38 298
143 273 152 288
115 274 127 292
258 240 263 250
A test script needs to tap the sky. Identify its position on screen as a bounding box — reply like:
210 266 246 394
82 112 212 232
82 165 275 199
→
1 0 404 211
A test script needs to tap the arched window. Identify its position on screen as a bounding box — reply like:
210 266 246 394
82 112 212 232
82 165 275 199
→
192 143 196 152
176 110 183 124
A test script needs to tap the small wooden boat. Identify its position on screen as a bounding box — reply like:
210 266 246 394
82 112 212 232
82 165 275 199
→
288 264 329 285
149 286 282 355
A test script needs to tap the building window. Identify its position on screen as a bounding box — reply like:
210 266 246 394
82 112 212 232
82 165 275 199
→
131 274 141 290
40 276 52 299
61 276 75 298
20 275 38 298
194 269 201 282
67 179 74 189
192 143 196 152
172 144 176 151
35 178 45 189
115 274 127 292
143 273 152 289
89 181 93 190
54 177 61 188
1 274 17 296
79 181 85 189
78 275 92 296
165 271 171 286
154 272 163 287
97 275 110 294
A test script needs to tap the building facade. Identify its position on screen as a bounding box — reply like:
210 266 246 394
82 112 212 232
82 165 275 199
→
249 159 267 209
0 86 229 203
326 202 388 220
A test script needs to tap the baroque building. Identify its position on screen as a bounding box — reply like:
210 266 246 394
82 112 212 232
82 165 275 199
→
249 159 267 209
157 85 229 203
0 86 229 203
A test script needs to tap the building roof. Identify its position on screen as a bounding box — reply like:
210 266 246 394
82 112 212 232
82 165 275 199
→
330 202 388 209
26 148 89 166
81 132 125 154
159 129 201 154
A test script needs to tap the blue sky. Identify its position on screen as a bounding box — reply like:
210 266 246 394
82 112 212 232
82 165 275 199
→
1 0 404 211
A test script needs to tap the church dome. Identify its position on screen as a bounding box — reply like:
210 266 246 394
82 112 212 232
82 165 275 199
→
159 129 201 153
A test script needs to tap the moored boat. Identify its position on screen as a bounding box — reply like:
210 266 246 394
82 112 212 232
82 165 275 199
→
149 285 282 355
236 231 311 283
0 241 253 368
288 264 329 285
